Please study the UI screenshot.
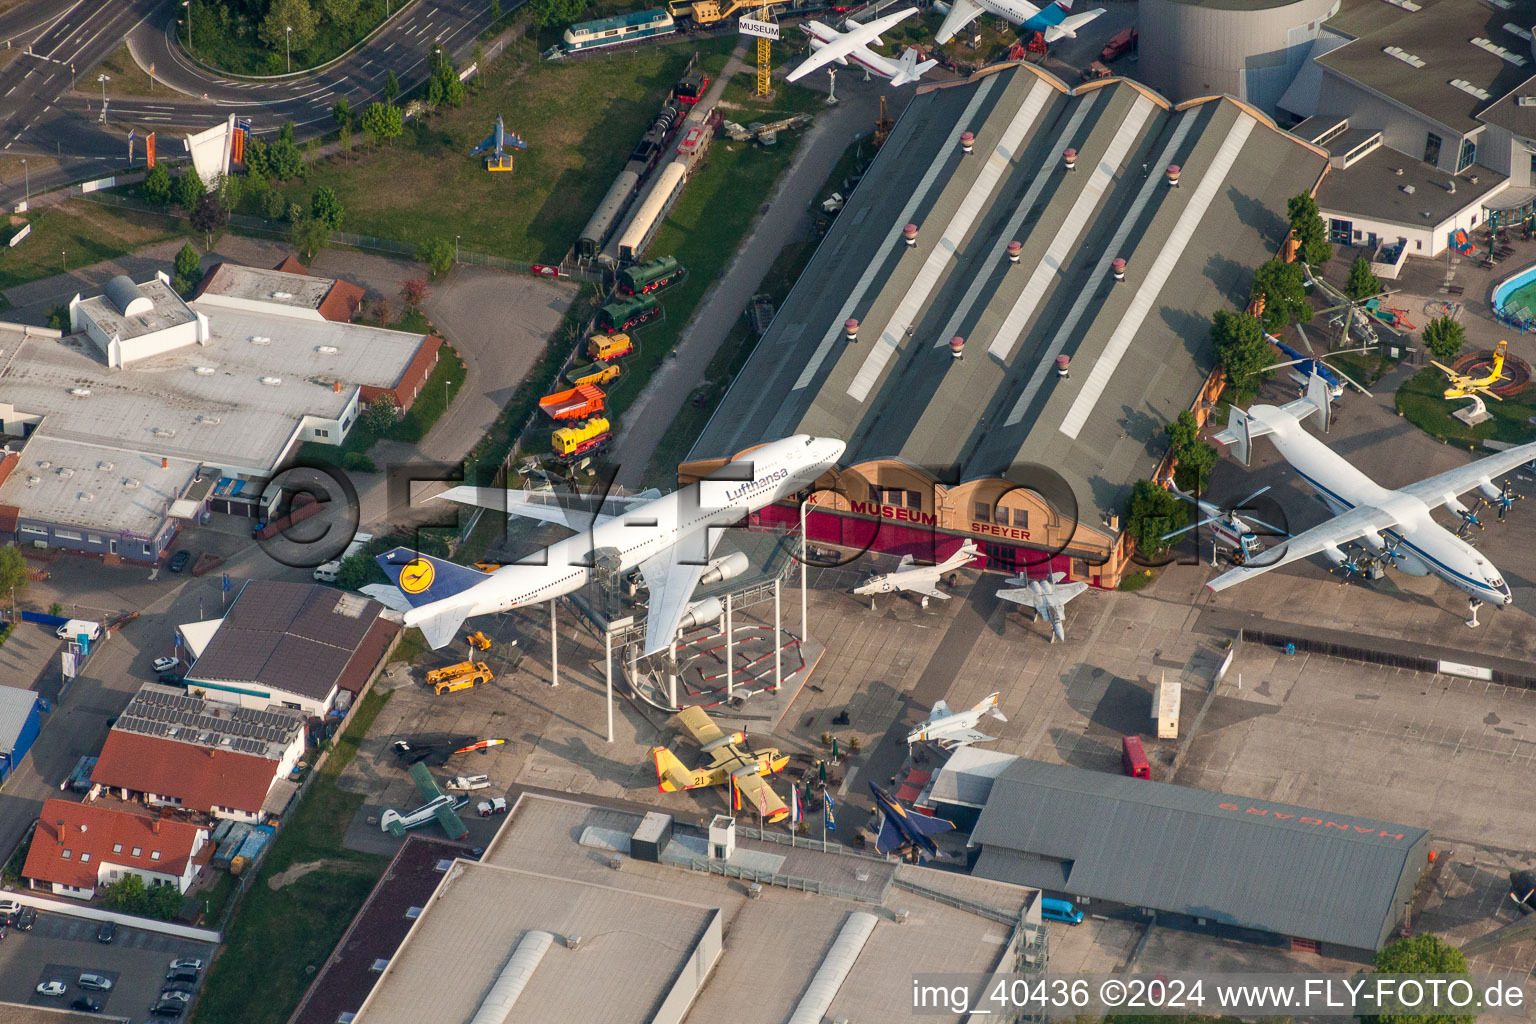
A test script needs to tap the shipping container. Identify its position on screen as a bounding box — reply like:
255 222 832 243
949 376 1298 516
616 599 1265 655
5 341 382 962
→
1154 677 1181 740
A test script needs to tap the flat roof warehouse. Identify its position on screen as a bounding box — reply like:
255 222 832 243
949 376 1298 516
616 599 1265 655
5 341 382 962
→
689 64 1328 580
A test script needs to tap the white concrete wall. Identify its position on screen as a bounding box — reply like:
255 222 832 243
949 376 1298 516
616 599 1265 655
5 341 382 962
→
191 293 327 322
1320 184 1507 258
6 887 221 943
1315 71 1469 172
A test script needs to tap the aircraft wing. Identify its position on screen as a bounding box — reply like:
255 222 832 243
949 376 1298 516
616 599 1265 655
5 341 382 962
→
1399 440 1536 511
676 705 728 748
994 585 1036 608
937 727 996 747
787 39 857 82
733 770 789 822
1206 504 1401 593
904 583 949 600
637 530 724 656
935 0 985 43
1046 581 1089 611
434 486 623 531
432 799 469 840
1043 7 1104 41
407 761 447 803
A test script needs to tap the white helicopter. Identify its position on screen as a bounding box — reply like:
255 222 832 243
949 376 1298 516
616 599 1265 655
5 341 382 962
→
1163 485 1290 566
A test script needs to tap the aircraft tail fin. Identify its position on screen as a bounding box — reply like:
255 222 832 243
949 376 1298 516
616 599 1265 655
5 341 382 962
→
875 812 906 854
652 747 698 792
907 810 956 837
1214 405 1255 467
1277 370 1331 432
891 48 938 86
376 548 491 609
974 692 1007 723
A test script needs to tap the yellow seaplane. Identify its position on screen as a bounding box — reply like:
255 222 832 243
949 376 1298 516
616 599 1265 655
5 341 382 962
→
1435 340 1510 401
651 706 791 821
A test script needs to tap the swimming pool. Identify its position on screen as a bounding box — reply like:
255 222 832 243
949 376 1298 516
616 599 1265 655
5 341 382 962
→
1493 263 1536 328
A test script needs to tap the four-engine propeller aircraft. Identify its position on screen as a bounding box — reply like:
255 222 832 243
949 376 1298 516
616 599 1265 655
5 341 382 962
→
376 435 845 655
869 782 954 861
1209 372 1536 616
907 692 1006 748
788 8 939 86
852 541 979 607
652 707 791 822
380 762 469 840
997 571 1088 641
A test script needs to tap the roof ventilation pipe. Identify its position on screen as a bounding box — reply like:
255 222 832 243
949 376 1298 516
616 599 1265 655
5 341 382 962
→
1112 257 1127 282
949 336 965 361
1056 354 1071 379
1063 147 1077 171
786 912 879 1024
1006 240 1023 264
1166 164 1181 188
845 318 860 343
903 223 918 247
467 931 556 1024
960 131 975 155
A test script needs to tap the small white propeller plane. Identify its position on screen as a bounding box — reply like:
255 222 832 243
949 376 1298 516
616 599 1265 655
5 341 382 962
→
907 692 1007 748
851 540 979 608
1208 372 1536 619
787 7 938 87
997 572 1088 642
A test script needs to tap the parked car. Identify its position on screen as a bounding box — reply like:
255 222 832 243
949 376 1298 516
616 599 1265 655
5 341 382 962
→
157 671 184 684
35 981 66 997
16 906 36 930
150 1001 186 1018
166 968 198 984
0 897 20 920
168 958 204 972
71 996 103 1012
161 982 196 996
152 656 179 673
77 973 113 991
158 991 191 1003
168 550 191 573
97 920 116 943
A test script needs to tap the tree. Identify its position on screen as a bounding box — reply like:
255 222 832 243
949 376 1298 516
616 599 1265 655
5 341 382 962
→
1346 256 1381 301
363 394 400 433
145 882 183 920
1125 479 1187 560
530 0 587 28
418 238 454 278
1287 192 1332 267
332 96 350 128
1360 934 1473 1024
361 102 402 147
371 298 392 325
1211 310 1272 403
321 0 360 23
101 873 149 913
400 277 429 307
338 122 352 163
1421 316 1467 363
261 0 318 53
310 185 345 229
288 215 331 261
215 172 242 213
490 0 501 20
1166 410 1217 492
0 546 29 602
384 70 399 104
191 192 227 248
175 241 201 283
1249 258 1312 333
262 188 287 220
264 124 306 181
427 52 465 107
142 163 172 205
336 552 371 590
44 304 69 332
174 170 205 210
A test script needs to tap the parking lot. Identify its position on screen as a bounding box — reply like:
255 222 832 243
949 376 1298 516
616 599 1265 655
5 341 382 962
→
0 908 214 1018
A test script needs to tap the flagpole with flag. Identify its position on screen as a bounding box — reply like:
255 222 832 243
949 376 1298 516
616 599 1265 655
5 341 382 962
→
823 791 836 852
790 782 800 847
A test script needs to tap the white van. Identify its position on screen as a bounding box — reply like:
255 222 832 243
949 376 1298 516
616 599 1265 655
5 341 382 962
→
55 619 102 642
313 532 373 584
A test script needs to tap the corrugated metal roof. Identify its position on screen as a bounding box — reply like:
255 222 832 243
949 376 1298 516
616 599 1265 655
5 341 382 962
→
971 759 1427 950
0 685 38 755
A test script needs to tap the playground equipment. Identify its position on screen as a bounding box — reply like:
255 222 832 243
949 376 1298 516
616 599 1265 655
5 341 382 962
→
1361 297 1416 331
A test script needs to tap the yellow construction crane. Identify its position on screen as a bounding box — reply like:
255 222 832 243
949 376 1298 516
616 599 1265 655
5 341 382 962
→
874 95 893 147
756 0 773 98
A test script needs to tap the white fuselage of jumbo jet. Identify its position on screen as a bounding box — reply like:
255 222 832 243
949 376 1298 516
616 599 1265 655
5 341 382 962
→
401 435 845 631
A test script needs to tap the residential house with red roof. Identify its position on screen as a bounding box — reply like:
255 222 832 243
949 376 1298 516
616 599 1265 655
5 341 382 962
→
24 798 209 900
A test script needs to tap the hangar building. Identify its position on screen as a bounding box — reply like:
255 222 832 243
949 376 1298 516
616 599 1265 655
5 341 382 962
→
687 64 1328 586
970 758 1431 959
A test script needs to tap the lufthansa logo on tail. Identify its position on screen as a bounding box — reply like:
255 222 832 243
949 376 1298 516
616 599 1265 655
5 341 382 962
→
399 559 436 594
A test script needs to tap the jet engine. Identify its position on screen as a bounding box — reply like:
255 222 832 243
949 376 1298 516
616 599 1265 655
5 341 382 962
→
675 597 723 632
699 552 750 586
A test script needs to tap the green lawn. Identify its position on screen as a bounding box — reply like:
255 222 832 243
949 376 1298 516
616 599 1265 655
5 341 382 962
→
274 36 736 264
1396 366 1536 447
87 44 160 97
718 67 827 120
192 689 391 1024
0 201 182 292
299 340 466 467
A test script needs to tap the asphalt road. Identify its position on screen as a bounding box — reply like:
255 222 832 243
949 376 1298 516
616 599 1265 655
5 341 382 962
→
0 0 501 206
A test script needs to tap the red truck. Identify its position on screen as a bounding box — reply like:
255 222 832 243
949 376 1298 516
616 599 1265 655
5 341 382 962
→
538 383 606 421
1100 27 1137 63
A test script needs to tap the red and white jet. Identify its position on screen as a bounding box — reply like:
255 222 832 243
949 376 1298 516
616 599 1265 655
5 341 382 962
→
788 8 938 87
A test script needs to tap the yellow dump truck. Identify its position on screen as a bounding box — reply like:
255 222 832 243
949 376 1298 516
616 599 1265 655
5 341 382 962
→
426 661 494 695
